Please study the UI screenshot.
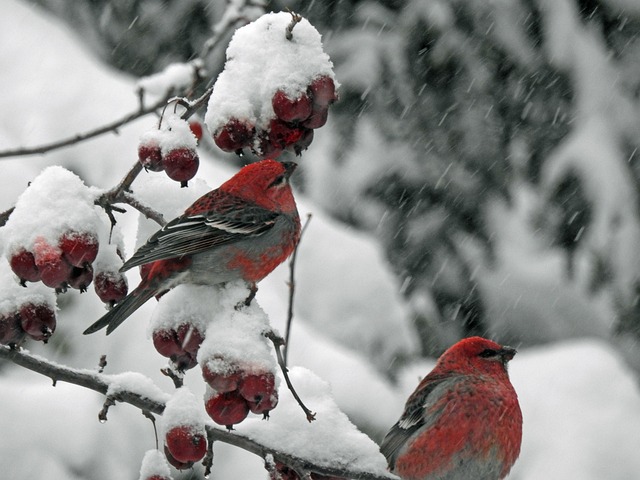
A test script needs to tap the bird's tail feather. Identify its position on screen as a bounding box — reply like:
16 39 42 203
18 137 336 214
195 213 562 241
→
83 287 156 335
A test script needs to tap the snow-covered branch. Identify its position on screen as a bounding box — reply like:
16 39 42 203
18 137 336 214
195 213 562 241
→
0 345 396 480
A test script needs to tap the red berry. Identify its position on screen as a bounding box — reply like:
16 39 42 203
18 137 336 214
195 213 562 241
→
213 119 255 152
94 271 128 305
59 231 99 267
33 238 73 289
202 362 242 393
165 425 207 463
162 148 199 187
0 313 25 346
163 444 193 470
176 323 204 355
19 303 56 342
239 372 277 403
308 76 337 106
272 90 313 123
9 248 40 283
268 119 305 149
289 128 314 156
302 104 329 129
205 390 250 428
189 121 203 143
152 328 183 358
138 143 164 172
248 388 278 415
256 134 284 160
68 264 94 292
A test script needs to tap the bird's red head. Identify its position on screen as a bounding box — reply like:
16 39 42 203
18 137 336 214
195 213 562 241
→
220 159 298 212
435 336 517 377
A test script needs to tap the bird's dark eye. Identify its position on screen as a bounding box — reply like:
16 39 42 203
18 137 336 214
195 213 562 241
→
479 348 497 358
268 174 286 188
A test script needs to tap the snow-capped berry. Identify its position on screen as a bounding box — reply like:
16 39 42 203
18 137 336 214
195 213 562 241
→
176 323 204 355
189 121 203 143
152 324 204 371
59 231 99 267
138 143 164 172
163 444 193 471
94 271 128 305
302 104 329 129
9 248 40 283
202 359 242 393
213 119 255 153
239 372 277 404
308 76 337 106
33 238 73 289
162 148 199 187
205 390 250 428
165 425 207 464
19 302 56 342
272 90 313 123
68 264 94 292
0 313 25 346
152 329 183 358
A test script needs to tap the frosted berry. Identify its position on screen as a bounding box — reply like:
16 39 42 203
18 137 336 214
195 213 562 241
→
59 231 99 267
205 390 250 429
138 143 164 172
239 372 277 404
33 238 73 289
202 361 242 393
162 148 199 187
19 303 56 342
272 90 313 123
163 444 193 470
308 76 337 106
94 271 128 306
176 323 204 355
9 248 40 284
213 119 255 153
152 329 183 358
152 324 204 371
68 264 94 292
256 134 284 160
165 425 207 464
0 313 25 346
189 121 204 143
302 104 329 129
248 388 278 415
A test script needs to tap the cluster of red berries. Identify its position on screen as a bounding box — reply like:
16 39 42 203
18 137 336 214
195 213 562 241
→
152 323 205 372
268 461 343 480
138 117 202 187
203 358 278 429
0 301 56 345
213 75 337 158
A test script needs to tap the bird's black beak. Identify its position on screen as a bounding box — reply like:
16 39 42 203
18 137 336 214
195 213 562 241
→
498 346 517 365
281 161 298 179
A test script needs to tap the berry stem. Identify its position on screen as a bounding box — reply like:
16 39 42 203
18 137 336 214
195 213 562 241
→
285 11 303 41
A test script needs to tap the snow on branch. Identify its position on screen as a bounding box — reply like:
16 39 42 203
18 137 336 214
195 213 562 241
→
0 345 396 480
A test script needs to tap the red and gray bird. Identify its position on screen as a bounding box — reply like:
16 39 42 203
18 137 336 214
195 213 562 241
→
84 159 300 335
380 336 523 480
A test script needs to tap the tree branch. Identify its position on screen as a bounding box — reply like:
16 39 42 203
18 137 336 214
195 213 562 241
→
0 345 396 480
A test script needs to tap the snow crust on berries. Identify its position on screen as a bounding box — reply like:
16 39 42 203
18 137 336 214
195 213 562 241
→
161 387 207 433
136 60 204 98
237 367 390 475
138 449 171 480
205 12 337 132
158 114 198 155
148 284 219 336
197 281 278 375
3 166 101 255
0 261 55 316
105 371 171 404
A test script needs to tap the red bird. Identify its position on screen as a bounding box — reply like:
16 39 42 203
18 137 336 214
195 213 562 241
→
84 159 300 335
380 336 522 480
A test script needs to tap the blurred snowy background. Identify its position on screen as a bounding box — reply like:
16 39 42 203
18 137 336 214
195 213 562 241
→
2 0 640 478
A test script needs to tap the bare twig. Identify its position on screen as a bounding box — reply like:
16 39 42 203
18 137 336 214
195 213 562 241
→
265 330 316 423
160 366 184 389
285 11 303 41
0 345 396 480
98 355 108 373
0 95 173 159
284 213 312 365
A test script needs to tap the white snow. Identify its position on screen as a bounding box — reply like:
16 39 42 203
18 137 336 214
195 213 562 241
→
136 60 205 99
138 449 171 480
205 11 336 132
0 259 56 316
161 386 207 434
